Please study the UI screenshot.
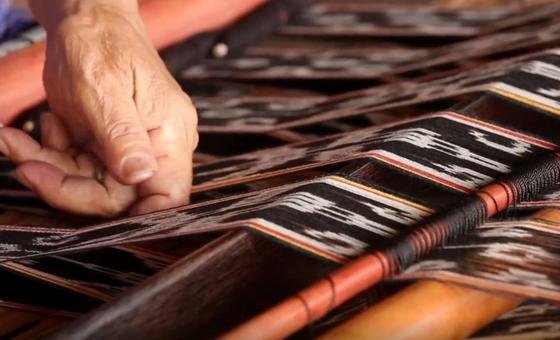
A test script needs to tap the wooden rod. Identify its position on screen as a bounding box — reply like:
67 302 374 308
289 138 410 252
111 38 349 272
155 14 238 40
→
319 280 521 340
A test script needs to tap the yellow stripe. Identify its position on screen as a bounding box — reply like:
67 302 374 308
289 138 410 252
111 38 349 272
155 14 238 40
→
331 175 434 213
246 221 347 263
489 87 560 116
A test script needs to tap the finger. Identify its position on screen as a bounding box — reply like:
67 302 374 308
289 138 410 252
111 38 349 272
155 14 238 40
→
0 127 94 177
16 161 135 217
85 95 157 185
129 118 193 215
41 112 71 151
130 153 192 214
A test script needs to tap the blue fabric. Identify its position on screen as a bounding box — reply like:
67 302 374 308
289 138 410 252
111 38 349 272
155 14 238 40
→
0 0 8 38
0 0 34 42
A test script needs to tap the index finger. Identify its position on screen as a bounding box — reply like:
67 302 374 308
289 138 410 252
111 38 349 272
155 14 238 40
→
16 161 136 217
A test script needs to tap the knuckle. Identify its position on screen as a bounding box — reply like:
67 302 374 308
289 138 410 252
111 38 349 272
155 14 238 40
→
106 120 143 142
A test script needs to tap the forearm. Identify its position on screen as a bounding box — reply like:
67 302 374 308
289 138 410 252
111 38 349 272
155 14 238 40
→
27 0 138 32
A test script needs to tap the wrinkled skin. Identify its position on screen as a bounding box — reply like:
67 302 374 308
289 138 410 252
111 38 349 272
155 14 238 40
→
0 1 198 216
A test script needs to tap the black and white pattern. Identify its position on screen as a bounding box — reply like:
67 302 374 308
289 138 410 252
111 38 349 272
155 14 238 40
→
195 51 560 133
490 54 560 116
0 110 554 267
182 47 426 80
281 3 557 37
195 95 325 131
472 301 560 339
194 112 553 192
0 175 433 263
180 20 560 82
393 22 560 77
401 218 560 300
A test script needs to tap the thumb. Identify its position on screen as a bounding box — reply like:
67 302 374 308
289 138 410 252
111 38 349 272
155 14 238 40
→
88 99 157 185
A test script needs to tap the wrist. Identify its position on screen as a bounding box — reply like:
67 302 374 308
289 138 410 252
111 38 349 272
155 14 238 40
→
28 0 139 33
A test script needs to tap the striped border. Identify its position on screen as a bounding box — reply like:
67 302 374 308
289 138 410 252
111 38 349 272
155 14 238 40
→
247 175 432 263
490 82 560 117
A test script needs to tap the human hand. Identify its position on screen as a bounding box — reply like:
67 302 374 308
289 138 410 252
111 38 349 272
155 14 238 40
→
0 0 198 216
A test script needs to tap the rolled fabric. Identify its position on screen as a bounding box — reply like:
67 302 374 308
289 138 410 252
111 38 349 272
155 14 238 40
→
0 0 267 124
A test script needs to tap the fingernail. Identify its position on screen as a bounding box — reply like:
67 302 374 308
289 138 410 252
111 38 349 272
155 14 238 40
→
121 153 157 183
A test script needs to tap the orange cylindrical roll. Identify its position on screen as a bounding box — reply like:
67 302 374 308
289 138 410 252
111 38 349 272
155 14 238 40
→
0 0 267 124
141 0 267 50
0 42 46 123
320 280 521 340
